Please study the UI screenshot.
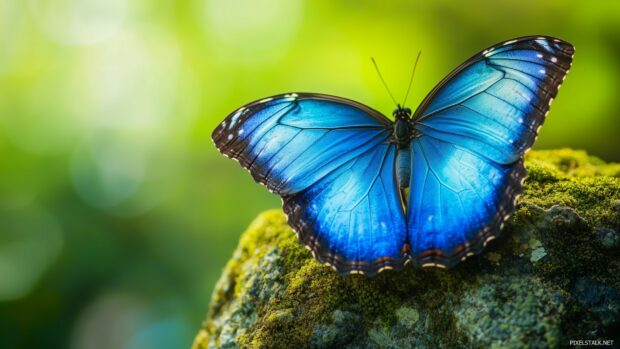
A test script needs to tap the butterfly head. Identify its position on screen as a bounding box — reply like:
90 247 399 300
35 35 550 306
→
393 105 412 120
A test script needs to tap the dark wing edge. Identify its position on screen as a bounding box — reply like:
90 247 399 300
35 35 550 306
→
410 35 574 269
282 201 410 277
411 158 526 269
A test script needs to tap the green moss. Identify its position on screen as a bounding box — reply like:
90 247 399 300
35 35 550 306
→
193 150 620 349
522 176 620 228
455 275 566 348
525 148 620 178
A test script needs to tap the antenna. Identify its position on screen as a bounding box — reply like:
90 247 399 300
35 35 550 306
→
402 51 422 107
371 57 399 107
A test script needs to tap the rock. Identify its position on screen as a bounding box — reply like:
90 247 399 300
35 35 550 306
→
193 150 620 349
572 278 620 328
595 227 619 249
309 310 362 348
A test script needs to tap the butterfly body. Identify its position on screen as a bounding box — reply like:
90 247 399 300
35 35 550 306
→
213 36 574 275
391 108 414 189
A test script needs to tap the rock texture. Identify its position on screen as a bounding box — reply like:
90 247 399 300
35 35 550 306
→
193 149 620 349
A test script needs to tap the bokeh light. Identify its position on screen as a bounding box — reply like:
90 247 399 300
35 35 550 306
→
200 0 303 64
29 0 128 46
71 26 180 128
70 292 193 349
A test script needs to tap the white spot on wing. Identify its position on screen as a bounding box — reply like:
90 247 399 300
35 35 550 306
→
539 69 546 75
483 236 496 247
227 134 233 140
536 53 543 58
551 56 558 63
503 39 517 45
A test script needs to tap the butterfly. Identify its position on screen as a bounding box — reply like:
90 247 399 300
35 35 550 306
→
212 35 574 276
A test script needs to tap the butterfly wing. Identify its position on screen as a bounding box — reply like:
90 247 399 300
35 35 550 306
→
213 93 408 275
408 36 574 267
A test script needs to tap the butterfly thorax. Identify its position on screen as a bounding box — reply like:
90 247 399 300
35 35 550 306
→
392 106 412 150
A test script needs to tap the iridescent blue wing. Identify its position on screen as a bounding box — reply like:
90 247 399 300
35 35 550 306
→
283 140 408 275
408 36 574 267
212 93 408 275
407 138 525 268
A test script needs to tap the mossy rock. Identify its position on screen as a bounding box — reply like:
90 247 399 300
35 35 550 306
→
194 149 620 349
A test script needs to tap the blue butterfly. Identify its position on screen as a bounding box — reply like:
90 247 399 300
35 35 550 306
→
212 36 574 275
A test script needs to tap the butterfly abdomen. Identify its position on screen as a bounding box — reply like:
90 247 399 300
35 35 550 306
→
396 149 411 189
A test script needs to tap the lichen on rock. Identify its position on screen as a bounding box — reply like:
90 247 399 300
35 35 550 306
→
193 149 620 349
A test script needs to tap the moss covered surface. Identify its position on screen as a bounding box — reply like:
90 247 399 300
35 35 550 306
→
193 149 620 349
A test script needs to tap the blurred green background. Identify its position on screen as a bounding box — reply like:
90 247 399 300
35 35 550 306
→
0 0 618 348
